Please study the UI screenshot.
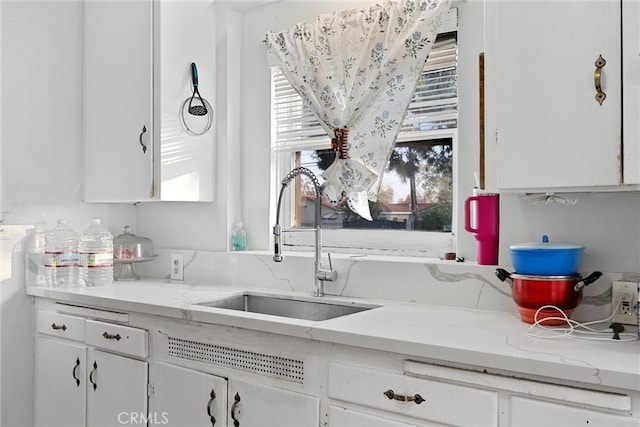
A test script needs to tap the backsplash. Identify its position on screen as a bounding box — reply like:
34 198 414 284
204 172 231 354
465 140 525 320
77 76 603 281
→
135 249 637 323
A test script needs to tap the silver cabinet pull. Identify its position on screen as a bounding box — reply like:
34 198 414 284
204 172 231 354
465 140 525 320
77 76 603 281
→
383 389 425 404
139 125 148 153
594 54 606 105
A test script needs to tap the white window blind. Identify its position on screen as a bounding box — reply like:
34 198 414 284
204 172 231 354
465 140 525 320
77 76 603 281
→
271 8 458 152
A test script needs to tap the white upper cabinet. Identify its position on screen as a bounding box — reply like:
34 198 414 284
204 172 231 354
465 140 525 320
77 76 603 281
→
83 0 215 202
485 0 638 191
83 0 153 202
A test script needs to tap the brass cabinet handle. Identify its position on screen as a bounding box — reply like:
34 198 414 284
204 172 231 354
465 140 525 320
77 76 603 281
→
51 323 67 331
89 361 98 391
383 389 425 405
72 358 80 387
102 332 121 341
230 392 241 427
206 389 216 426
594 54 606 105
139 125 147 153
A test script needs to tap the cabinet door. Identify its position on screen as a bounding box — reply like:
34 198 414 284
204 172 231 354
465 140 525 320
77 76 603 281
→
83 0 154 202
228 379 319 427
510 396 639 426
493 0 621 190
34 337 86 427
151 362 228 427
86 349 148 427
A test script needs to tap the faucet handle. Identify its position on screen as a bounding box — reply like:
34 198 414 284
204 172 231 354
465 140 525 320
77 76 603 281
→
317 253 338 282
317 268 338 282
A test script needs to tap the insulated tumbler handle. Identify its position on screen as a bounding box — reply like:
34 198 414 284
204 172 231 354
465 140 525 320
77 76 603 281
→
464 196 480 233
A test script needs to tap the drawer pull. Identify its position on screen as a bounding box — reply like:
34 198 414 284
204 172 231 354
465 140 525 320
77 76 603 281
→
72 358 80 387
102 332 122 341
89 361 98 391
207 389 216 426
51 323 67 331
383 389 425 405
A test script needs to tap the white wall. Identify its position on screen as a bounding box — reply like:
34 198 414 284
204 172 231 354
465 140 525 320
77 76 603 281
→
0 0 134 234
0 2 134 425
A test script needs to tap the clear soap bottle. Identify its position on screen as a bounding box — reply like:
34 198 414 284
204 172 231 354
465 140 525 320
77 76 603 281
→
231 223 247 251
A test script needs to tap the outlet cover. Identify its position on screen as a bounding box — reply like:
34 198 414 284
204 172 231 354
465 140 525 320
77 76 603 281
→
170 253 184 281
611 281 638 326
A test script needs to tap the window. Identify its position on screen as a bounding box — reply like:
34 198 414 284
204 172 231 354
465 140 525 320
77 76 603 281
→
271 9 458 257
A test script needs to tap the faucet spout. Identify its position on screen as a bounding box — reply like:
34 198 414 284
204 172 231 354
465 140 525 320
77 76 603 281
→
273 167 337 296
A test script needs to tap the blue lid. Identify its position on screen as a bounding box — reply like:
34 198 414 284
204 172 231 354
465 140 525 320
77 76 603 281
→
509 235 584 251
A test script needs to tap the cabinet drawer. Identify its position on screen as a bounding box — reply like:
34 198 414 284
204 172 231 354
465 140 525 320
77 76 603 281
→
36 311 85 341
328 363 498 426
85 320 148 358
510 396 639 426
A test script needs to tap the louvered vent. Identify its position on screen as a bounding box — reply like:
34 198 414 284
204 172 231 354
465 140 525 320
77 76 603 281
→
167 336 304 383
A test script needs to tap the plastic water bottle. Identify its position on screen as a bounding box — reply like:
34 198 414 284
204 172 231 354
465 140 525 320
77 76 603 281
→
25 221 48 287
78 219 113 287
44 219 78 287
231 223 246 251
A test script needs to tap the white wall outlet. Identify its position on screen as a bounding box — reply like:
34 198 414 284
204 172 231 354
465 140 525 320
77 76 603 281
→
611 281 638 325
170 253 184 281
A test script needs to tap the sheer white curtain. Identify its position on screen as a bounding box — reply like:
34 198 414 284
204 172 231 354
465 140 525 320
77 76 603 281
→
266 0 451 220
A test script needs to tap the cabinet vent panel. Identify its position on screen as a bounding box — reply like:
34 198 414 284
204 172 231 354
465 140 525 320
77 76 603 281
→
167 336 304 383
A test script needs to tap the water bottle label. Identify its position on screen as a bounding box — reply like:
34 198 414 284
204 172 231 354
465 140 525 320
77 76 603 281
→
78 252 113 268
44 251 77 267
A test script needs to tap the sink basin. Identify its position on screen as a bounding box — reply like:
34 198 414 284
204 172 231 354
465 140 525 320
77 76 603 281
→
194 293 379 321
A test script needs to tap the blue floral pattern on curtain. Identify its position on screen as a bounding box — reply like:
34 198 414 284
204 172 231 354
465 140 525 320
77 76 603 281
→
266 0 451 220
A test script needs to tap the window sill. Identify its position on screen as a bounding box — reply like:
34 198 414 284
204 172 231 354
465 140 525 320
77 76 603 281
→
228 249 494 269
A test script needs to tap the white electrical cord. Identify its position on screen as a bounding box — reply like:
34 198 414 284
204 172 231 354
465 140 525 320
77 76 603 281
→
525 300 638 342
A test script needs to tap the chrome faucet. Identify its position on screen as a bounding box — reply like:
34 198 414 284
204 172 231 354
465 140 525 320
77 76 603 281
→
273 167 337 297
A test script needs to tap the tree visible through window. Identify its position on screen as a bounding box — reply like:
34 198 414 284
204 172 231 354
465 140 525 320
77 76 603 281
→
294 137 452 232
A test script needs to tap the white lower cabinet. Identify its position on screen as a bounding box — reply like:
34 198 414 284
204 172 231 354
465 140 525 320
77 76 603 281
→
151 362 228 427
35 337 148 427
34 337 86 427
330 360 639 427
86 348 148 427
227 378 319 427
151 362 320 427
34 309 149 427
328 362 499 426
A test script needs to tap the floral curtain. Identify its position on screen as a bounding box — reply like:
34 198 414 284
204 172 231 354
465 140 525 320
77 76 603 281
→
266 0 451 220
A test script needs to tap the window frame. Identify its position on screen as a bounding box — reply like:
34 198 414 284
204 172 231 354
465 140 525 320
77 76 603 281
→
269 8 459 258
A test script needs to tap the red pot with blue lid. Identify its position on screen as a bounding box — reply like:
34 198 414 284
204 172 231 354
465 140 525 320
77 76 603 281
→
509 235 585 276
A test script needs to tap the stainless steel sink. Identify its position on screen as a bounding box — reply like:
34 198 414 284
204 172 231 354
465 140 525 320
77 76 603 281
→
194 293 379 321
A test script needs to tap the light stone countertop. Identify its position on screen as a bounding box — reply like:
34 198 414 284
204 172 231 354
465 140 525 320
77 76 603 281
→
27 279 640 393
